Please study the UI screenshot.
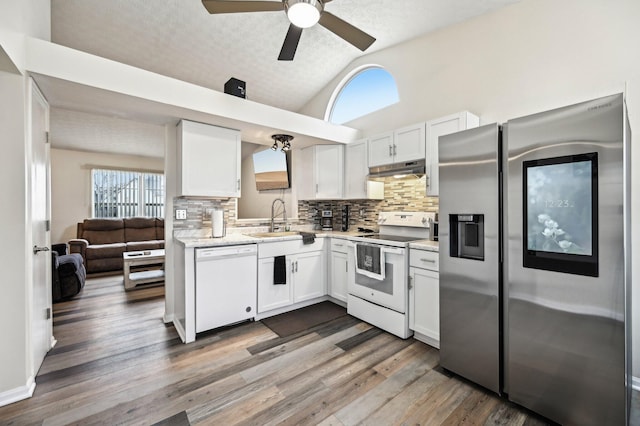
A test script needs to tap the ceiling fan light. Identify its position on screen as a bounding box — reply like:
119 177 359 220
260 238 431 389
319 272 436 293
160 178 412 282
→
286 0 322 29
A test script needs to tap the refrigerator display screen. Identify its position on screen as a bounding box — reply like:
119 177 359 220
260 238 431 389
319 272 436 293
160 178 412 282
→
523 152 598 276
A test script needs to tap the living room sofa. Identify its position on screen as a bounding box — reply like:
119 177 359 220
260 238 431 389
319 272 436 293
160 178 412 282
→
69 217 164 274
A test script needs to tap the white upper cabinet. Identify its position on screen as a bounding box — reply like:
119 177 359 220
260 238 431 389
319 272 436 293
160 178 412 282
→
426 112 479 196
368 123 426 167
177 120 241 197
393 122 426 164
344 139 384 200
368 131 394 167
297 144 344 200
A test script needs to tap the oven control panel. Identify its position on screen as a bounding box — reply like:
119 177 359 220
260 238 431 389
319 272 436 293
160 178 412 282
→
378 211 436 228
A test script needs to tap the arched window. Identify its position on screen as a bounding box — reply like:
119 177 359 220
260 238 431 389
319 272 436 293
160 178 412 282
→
326 65 399 125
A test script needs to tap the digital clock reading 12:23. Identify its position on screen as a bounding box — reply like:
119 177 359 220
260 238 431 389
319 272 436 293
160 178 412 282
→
544 199 575 208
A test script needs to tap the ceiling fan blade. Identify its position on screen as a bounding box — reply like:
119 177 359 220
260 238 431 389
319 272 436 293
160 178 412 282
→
318 11 375 51
278 24 303 61
201 0 283 14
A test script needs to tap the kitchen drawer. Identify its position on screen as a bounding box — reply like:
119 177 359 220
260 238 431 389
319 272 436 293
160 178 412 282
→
330 238 349 253
258 238 325 259
410 249 439 271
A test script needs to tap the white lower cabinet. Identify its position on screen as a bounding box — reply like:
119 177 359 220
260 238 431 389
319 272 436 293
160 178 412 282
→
328 239 349 303
257 239 326 315
293 251 326 302
257 256 293 312
409 249 440 348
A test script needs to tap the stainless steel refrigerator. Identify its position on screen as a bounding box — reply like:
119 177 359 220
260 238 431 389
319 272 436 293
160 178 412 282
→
438 93 631 425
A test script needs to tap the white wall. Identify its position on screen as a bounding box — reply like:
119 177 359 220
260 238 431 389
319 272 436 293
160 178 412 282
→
0 0 50 405
0 0 50 41
300 0 640 379
237 142 295 221
0 68 30 404
164 124 176 325
50 148 164 244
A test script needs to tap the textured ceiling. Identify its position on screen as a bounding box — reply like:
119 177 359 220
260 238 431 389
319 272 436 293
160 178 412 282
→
50 108 167 158
51 0 521 113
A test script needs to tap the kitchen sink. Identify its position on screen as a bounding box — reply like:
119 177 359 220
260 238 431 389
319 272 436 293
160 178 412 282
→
248 231 300 238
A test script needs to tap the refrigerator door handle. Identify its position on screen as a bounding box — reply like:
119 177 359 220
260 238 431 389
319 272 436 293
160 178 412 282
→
499 170 504 265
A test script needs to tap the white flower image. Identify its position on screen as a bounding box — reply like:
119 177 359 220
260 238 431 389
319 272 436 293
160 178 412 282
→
558 240 572 250
536 214 581 253
538 214 551 223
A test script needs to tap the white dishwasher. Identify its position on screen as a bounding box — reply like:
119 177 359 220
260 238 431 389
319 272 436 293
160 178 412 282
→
195 244 257 333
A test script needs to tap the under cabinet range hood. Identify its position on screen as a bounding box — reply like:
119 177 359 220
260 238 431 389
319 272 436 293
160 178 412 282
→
368 159 426 178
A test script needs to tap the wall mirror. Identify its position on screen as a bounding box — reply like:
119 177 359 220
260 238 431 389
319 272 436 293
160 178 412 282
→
237 141 298 221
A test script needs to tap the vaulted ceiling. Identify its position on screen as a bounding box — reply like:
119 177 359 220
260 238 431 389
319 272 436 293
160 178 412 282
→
51 0 521 113
47 0 521 158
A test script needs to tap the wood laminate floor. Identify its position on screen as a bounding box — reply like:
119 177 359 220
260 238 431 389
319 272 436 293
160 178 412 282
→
0 276 633 425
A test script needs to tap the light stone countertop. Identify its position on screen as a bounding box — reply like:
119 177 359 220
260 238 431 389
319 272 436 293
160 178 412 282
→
409 240 439 252
175 229 367 248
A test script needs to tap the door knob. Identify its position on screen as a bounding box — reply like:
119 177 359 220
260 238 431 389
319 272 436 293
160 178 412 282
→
33 245 50 254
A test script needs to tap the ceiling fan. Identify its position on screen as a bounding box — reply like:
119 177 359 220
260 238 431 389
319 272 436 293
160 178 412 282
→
201 0 376 61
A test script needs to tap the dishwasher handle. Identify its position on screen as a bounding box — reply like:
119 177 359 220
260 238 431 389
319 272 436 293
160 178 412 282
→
196 245 257 260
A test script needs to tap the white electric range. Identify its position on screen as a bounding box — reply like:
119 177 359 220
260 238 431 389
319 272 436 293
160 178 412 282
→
347 211 436 338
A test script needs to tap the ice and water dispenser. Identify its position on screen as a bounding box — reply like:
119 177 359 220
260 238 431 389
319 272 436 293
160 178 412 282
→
449 214 484 261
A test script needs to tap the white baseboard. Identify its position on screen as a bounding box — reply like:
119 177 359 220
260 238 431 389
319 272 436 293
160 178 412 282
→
0 376 35 408
632 375 640 391
173 317 187 343
413 331 440 349
326 296 347 308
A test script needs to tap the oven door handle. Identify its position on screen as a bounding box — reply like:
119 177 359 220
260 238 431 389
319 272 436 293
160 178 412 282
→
381 246 405 255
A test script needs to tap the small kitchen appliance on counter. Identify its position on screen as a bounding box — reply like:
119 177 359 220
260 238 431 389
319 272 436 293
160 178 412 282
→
428 214 438 241
341 205 350 231
321 210 333 231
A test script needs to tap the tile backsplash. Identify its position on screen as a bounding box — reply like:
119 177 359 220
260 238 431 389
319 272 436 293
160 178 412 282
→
173 176 438 234
300 176 438 231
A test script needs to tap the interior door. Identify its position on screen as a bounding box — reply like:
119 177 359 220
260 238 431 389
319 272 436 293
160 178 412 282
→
30 78 52 375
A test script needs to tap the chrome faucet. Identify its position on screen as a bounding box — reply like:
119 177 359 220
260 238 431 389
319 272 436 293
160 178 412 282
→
271 198 287 232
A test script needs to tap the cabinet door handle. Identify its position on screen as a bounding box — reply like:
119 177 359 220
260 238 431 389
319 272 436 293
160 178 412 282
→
408 275 413 290
393 144 397 156
237 179 240 190
316 183 319 193
346 262 348 273
291 262 295 273
334 243 344 247
420 258 436 263
295 261 298 273
388 145 393 157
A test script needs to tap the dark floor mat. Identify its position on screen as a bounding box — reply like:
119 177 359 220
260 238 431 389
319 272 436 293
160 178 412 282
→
261 301 347 338
152 410 190 426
